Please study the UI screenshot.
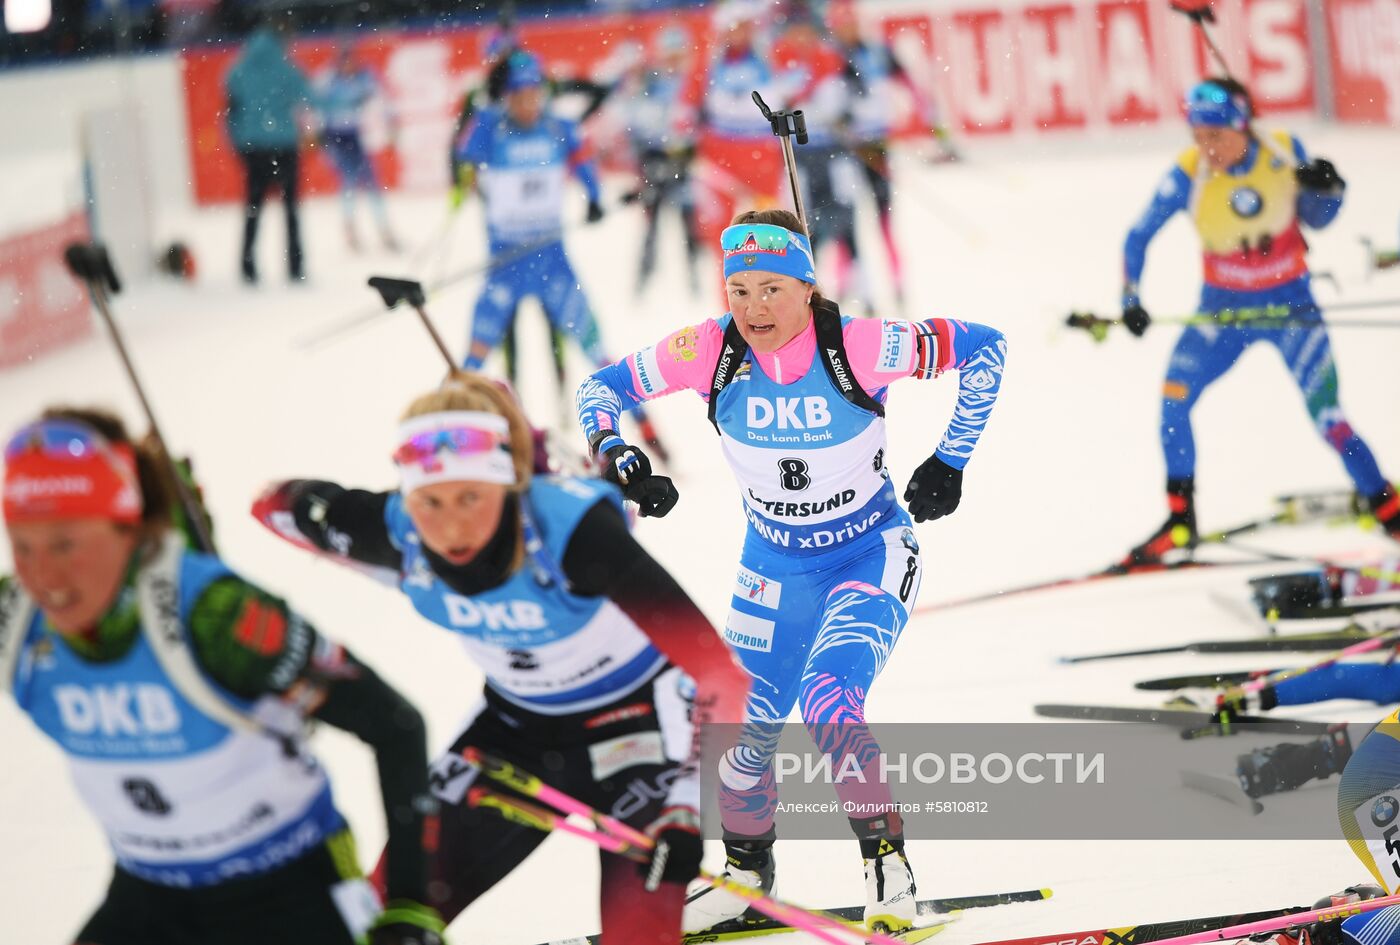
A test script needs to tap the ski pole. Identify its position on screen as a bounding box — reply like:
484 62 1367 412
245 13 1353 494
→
1067 308 1400 340
465 785 889 945
1228 627 1400 697
367 276 456 372
62 242 215 553
752 91 811 239
1133 891 1400 945
1168 0 1237 79
462 754 908 945
298 193 641 352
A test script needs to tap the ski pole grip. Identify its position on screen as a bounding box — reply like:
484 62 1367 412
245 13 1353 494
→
752 91 809 145
368 275 427 310
63 242 121 294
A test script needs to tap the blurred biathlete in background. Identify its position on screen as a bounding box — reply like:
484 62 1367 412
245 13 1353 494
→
576 209 1007 933
253 373 748 944
616 27 704 297
1120 78 1400 566
771 13 869 310
693 3 789 256
313 46 399 253
828 0 956 308
0 410 442 945
453 51 669 454
447 27 614 388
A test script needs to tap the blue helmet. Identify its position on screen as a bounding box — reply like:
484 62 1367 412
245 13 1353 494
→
502 51 545 93
1184 80 1251 130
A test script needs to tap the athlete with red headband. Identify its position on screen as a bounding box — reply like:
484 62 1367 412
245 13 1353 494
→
252 372 748 944
0 408 443 945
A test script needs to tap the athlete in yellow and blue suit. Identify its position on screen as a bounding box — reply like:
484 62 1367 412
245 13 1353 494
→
1120 78 1399 565
1336 711 1400 945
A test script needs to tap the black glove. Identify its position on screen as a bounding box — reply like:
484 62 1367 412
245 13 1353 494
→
904 454 963 523
367 900 446 945
600 440 679 518
586 200 605 223
1122 303 1151 337
1295 158 1345 194
640 806 704 891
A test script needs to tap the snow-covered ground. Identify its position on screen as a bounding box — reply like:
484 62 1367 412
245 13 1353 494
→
2 123 1399 944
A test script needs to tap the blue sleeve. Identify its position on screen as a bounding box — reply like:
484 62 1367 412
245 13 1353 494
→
1291 135 1344 230
1124 165 1191 293
1274 663 1400 707
456 115 490 165
564 121 602 204
575 362 643 451
382 492 409 554
531 477 625 561
932 321 1007 470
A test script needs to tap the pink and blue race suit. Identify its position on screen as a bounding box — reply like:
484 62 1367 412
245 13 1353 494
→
577 311 1006 839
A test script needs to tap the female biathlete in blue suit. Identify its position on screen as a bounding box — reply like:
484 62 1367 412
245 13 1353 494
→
576 208 1008 933
253 372 747 945
0 408 442 945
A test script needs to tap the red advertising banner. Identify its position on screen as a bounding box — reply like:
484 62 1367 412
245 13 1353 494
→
181 0 1320 206
1324 0 1400 124
888 0 1314 135
0 213 92 370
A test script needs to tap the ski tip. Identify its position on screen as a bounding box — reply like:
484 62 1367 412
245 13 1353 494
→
1040 888 1055 900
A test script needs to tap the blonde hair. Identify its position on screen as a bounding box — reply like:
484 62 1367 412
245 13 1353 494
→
400 372 535 572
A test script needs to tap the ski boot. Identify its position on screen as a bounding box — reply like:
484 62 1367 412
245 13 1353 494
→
682 830 775 932
864 838 918 932
1236 725 1353 799
1121 478 1197 568
1248 569 1346 620
1366 484 1400 540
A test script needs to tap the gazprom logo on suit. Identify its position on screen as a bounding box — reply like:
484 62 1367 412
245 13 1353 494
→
444 595 547 631
54 684 181 736
723 612 774 653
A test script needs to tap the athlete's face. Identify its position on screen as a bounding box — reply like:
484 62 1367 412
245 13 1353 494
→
8 518 137 635
725 271 813 353
1192 125 1250 172
831 18 860 44
405 480 509 567
506 85 545 127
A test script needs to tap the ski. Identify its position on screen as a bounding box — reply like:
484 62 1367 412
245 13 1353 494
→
1062 626 1385 663
964 906 1302 945
1034 703 1334 735
918 490 1358 615
537 888 1050 945
1136 670 1267 691
542 914 957 944
1180 769 1264 814
919 559 1231 615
